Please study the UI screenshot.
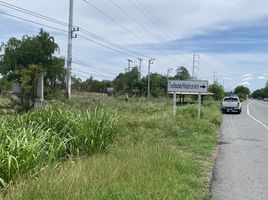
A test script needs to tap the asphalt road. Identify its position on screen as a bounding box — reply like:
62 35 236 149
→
211 100 268 200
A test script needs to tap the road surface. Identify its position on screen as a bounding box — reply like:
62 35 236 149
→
211 100 268 200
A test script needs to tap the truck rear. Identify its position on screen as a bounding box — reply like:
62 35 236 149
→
221 96 242 114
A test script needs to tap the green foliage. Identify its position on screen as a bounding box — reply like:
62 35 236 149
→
234 85 250 100
0 29 65 105
251 81 268 99
71 68 168 97
208 83 225 100
0 105 118 187
113 67 140 94
0 77 12 93
71 76 112 93
174 66 191 80
145 73 167 97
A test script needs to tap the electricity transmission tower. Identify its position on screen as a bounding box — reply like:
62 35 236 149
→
192 50 200 80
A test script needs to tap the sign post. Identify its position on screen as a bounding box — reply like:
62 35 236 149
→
173 92 176 117
198 92 201 120
167 80 208 118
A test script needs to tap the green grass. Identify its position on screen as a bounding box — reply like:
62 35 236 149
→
0 103 118 188
2 95 221 200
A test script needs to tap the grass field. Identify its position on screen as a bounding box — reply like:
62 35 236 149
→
1 94 221 200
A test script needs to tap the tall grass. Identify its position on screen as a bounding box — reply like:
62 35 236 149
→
3 98 221 200
0 105 118 187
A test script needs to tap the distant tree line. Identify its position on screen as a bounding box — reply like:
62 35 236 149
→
251 82 268 99
72 66 191 97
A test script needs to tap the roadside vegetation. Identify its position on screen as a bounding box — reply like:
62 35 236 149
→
0 99 118 189
1 31 222 199
1 95 222 200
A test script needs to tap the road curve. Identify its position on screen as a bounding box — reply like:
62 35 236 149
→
211 100 268 200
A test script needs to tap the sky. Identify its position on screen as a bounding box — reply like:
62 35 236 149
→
0 0 268 91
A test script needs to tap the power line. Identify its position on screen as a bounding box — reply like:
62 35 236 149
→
0 1 150 60
72 60 120 76
79 29 150 60
81 0 187 67
126 0 194 62
0 1 212 81
127 0 174 40
0 1 68 27
0 1 201 74
126 0 216 76
72 67 113 80
77 34 136 58
0 11 68 33
108 0 192 66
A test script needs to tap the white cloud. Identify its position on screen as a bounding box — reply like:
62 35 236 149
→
242 77 253 81
223 77 233 80
242 73 253 77
239 81 251 86
257 76 266 80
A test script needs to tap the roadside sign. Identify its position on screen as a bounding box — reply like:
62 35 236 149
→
168 80 209 119
168 80 208 93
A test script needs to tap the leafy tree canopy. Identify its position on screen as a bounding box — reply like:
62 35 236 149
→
251 81 268 99
0 29 65 106
234 85 250 100
174 66 191 80
208 83 225 100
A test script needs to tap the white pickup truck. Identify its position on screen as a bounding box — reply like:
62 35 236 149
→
221 96 242 114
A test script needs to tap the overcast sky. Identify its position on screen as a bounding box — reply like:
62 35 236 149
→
0 0 268 91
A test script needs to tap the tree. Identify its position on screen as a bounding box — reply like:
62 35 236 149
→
0 76 12 93
143 73 167 97
0 29 65 107
112 67 140 94
209 83 225 100
174 66 191 80
251 82 268 99
234 85 250 100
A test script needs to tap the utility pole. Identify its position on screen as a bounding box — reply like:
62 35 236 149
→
213 72 217 83
138 58 142 79
66 0 79 99
127 59 133 72
147 58 154 98
192 50 200 80
167 68 172 98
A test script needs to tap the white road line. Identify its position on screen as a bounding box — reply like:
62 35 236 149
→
247 101 268 130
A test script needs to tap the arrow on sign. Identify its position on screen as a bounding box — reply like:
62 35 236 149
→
200 85 206 89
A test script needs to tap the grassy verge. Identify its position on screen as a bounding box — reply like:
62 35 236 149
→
0 103 118 188
2 96 221 200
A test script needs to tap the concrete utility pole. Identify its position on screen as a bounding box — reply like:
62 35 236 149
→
213 72 217 83
138 58 142 77
66 0 79 99
167 68 172 79
147 58 154 98
167 68 172 98
192 50 200 80
127 59 133 72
